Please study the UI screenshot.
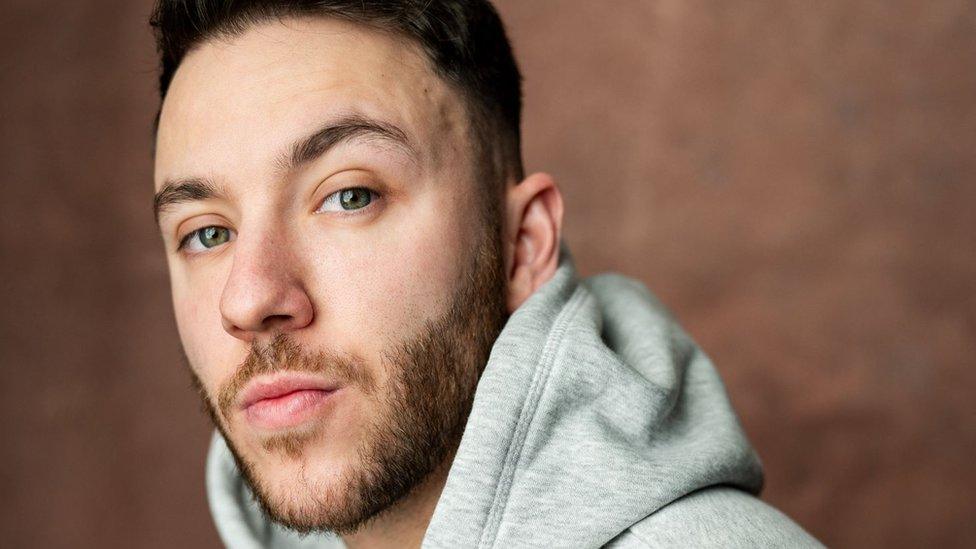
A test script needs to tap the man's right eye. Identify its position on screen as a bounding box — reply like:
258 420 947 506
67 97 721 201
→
179 226 235 253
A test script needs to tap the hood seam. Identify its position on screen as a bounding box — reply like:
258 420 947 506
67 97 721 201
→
477 285 589 548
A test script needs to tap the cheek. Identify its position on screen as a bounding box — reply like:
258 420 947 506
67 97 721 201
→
170 264 237 393
305 186 474 351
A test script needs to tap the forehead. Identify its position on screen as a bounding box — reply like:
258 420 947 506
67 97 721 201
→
154 16 467 188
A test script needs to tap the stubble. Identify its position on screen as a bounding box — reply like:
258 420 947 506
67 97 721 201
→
186 226 508 535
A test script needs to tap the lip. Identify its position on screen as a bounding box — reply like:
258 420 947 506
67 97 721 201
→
239 373 340 430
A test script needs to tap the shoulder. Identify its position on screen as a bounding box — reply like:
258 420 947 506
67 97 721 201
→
604 487 823 549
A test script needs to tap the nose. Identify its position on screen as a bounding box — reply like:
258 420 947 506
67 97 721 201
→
219 231 314 342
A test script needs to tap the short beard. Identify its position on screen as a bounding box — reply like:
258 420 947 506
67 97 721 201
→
188 226 508 536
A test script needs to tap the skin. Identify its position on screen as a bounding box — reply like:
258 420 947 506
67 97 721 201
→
154 16 563 549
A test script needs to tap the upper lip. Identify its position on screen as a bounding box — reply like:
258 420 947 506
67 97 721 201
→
238 373 339 410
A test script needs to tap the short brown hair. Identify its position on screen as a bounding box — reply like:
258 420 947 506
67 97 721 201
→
150 0 525 201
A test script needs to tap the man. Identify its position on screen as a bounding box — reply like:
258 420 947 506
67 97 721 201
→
150 1 821 547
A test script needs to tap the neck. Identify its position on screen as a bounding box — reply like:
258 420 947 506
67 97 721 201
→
340 456 453 549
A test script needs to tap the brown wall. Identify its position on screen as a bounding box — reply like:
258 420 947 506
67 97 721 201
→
2 1 974 547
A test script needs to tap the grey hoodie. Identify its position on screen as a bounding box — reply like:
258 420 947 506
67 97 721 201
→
206 245 822 548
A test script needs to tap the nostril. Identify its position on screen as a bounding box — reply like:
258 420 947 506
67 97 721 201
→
218 268 315 340
263 314 296 330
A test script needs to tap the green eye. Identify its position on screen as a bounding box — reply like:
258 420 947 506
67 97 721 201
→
180 225 233 253
338 188 372 210
199 226 231 248
318 187 376 213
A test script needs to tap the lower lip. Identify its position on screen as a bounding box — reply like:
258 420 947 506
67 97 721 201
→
244 389 337 430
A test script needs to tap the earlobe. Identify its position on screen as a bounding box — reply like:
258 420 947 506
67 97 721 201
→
504 172 564 313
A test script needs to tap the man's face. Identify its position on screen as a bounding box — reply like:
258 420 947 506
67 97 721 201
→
154 17 507 533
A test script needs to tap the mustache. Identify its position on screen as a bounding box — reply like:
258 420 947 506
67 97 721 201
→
216 333 375 422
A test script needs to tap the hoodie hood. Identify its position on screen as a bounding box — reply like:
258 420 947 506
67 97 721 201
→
206 244 764 547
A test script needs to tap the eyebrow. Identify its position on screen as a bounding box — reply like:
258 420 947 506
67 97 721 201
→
153 177 225 224
280 113 418 173
153 114 418 224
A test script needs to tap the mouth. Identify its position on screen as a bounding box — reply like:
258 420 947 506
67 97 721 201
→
239 373 340 431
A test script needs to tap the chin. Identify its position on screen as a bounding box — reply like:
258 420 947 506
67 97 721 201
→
237 433 371 534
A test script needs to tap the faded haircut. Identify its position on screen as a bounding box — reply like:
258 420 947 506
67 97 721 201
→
149 0 524 210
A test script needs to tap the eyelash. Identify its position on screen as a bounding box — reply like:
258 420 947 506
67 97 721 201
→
176 227 232 253
314 186 381 215
175 186 380 254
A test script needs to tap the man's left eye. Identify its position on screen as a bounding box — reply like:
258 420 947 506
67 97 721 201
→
316 187 376 213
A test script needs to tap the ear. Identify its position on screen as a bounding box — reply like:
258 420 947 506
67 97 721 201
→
503 172 564 313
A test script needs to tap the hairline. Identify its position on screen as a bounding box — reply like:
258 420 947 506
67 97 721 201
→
153 12 519 194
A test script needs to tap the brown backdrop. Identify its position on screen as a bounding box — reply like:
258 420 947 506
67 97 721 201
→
2 1 974 547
